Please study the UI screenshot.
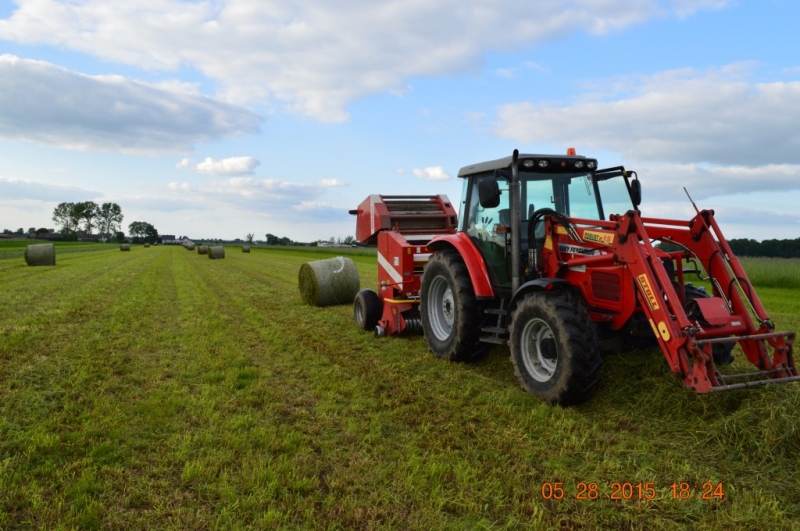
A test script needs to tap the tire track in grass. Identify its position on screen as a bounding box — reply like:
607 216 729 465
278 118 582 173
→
0 248 187 528
179 250 452 527
198 250 800 529
180 250 578 528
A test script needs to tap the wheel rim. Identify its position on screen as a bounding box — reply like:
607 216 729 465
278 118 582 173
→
428 275 455 341
520 318 558 382
355 298 364 325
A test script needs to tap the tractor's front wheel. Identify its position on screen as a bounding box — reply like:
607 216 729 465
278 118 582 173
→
420 250 487 361
509 291 602 405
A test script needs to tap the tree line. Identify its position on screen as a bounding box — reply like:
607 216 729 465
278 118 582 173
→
658 238 800 258
51 201 158 243
727 238 800 258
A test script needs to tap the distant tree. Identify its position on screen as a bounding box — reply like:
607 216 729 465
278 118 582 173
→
96 202 124 238
128 221 158 243
246 233 254 244
72 201 99 233
114 231 126 243
53 202 76 233
343 235 356 245
35 228 49 235
143 223 159 244
265 233 280 245
53 201 96 236
16 228 24 235
128 221 145 239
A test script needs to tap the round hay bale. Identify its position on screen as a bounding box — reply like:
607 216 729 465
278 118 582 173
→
242 245 251 253
197 245 209 255
298 256 360 307
208 246 225 259
144 243 150 248
24 243 55 266
186 243 196 251
120 244 130 251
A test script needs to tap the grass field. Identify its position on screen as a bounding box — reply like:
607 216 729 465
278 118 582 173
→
1 244 799 529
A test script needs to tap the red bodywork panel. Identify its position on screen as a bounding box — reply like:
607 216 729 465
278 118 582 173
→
351 195 458 245
427 232 495 298
351 194 459 335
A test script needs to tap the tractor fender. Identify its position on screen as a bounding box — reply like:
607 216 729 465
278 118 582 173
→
508 278 573 315
427 233 494 298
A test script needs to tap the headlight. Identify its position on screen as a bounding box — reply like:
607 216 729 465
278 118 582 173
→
538 160 549 168
574 160 585 169
586 160 596 169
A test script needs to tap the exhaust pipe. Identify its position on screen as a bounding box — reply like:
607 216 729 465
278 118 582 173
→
510 149 521 293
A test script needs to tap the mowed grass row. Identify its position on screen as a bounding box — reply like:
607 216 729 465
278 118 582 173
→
1 246 799 530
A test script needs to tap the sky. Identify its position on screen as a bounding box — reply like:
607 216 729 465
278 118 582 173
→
1 0 799 242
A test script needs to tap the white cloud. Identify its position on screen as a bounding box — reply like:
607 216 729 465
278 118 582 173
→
0 176 101 202
176 156 260 176
167 182 192 191
319 178 348 187
0 55 262 153
293 201 329 211
635 162 800 202
205 177 322 205
413 166 451 181
494 65 800 166
0 1 728 122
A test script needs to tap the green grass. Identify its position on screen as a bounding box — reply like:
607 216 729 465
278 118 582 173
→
1 246 799 529
0 240 119 261
738 257 800 290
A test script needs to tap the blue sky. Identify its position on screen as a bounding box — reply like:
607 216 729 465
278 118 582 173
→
1 0 799 242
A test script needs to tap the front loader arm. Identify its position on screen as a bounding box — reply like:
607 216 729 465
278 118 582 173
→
611 210 798 393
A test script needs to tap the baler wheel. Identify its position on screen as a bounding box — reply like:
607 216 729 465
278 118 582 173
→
354 289 382 331
509 291 602 405
420 250 488 361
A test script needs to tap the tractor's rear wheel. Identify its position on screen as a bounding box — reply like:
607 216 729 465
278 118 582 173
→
420 250 488 361
354 289 382 331
509 291 602 405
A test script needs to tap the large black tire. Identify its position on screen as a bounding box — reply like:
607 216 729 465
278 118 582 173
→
509 291 602 405
684 284 736 365
353 289 382 331
420 250 488 361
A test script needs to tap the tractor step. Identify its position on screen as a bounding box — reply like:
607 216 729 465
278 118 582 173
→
479 301 509 346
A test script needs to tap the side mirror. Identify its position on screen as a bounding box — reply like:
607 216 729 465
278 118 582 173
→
478 179 501 208
630 179 642 207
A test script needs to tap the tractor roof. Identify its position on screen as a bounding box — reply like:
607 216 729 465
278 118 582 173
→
457 153 590 178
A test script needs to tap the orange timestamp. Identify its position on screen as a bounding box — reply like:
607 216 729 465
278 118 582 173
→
540 481 725 501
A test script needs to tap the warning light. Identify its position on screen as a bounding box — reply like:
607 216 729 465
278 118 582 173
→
567 147 576 155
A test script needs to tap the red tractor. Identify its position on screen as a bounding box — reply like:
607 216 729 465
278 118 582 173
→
350 150 798 405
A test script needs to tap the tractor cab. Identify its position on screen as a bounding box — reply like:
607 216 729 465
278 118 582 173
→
458 150 641 294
